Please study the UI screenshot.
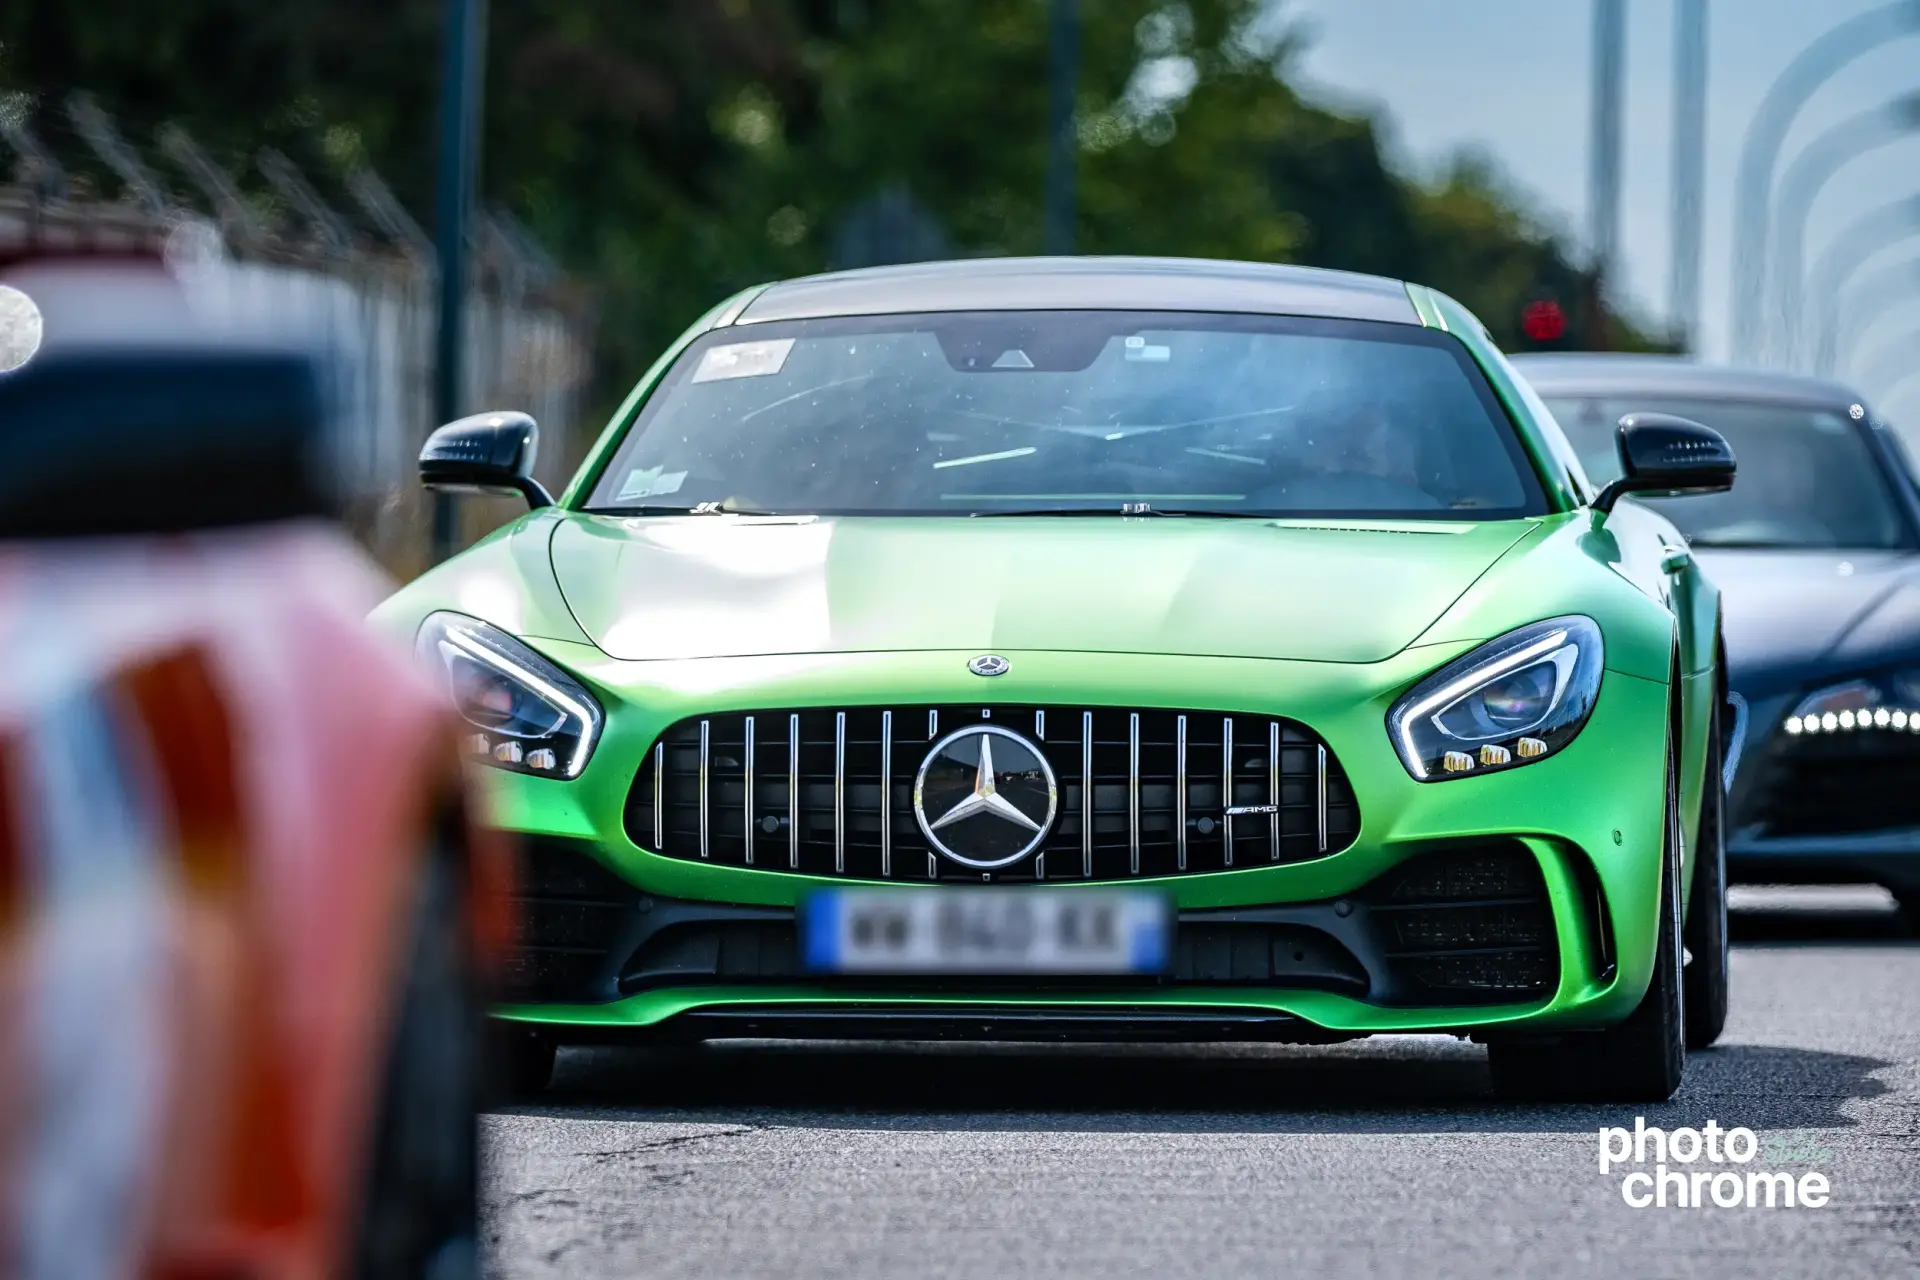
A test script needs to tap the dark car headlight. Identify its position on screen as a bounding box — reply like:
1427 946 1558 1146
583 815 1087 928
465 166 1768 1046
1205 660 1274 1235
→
1388 616 1605 780
1784 671 1920 736
417 611 603 777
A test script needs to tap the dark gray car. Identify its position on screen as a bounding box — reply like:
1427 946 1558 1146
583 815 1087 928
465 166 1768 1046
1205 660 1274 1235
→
1513 353 1920 917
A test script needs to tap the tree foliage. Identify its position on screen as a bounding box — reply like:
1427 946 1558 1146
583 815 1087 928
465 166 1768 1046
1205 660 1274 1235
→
1 0 1655 417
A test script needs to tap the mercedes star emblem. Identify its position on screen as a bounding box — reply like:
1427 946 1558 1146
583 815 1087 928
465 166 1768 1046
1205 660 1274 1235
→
967 654 1011 677
912 724 1058 869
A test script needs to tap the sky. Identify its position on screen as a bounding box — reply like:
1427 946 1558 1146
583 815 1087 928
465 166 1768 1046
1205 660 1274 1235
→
1281 0 1920 421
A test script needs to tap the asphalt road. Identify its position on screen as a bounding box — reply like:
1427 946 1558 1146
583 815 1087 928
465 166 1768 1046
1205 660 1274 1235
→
481 887 1920 1279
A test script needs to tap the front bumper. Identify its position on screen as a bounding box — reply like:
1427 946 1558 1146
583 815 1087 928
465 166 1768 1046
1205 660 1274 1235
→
1728 831 1920 892
1727 690 1920 892
483 644 1676 1040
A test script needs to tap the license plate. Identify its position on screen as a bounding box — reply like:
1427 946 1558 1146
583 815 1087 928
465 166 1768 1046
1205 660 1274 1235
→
802 887 1171 975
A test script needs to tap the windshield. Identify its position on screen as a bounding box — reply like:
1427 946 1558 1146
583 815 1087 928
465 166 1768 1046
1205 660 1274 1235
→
1541 395 1913 550
585 310 1546 518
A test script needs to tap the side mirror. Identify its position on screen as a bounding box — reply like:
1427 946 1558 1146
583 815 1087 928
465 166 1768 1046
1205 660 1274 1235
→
419 410 553 508
1592 412 1736 516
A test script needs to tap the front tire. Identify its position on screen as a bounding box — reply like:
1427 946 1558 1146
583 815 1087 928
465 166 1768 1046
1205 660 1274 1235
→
491 1024 558 1097
1488 746 1687 1103
1892 884 1920 934
353 850 483 1280
1683 690 1730 1049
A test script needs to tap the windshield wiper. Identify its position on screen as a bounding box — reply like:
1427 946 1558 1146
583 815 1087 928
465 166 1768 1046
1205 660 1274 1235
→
969 504 1263 518
595 500 783 517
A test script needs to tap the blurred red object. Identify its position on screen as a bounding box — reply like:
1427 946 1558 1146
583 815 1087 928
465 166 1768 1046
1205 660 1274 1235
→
1522 297 1568 344
0 259 508 1280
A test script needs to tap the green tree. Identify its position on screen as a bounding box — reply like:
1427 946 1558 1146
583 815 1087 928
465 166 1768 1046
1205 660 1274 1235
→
0 0 1658 420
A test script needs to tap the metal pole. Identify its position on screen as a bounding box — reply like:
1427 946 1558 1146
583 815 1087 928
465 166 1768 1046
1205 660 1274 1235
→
1587 0 1626 350
1044 0 1079 255
1728 1 1920 364
432 0 488 562
1669 0 1708 352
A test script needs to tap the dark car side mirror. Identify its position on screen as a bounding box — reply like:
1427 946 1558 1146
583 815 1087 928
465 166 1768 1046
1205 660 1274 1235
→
419 410 553 508
1592 412 1736 516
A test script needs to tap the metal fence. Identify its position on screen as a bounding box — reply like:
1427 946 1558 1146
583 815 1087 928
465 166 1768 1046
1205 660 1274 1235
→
0 91 593 576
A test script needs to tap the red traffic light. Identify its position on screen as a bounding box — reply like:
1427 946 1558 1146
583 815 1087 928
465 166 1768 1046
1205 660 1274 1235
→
1522 298 1567 343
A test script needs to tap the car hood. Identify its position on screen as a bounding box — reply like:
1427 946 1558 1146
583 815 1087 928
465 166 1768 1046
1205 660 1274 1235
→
549 514 1535 663
1696 547 1920 689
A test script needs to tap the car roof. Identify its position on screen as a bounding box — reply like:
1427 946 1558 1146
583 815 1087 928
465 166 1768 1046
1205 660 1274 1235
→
732 256 1422 326
1509 352 1867 410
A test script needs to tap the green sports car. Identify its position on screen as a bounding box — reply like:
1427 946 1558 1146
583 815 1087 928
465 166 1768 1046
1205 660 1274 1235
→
374 257 1739 1102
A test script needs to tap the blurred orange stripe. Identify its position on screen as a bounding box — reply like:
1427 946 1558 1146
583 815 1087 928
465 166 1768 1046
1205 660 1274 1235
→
119 649 314 1235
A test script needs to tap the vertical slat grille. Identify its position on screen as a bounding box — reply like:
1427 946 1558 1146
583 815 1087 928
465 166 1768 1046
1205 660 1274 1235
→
880 710 893 878
787 713 799 870
743 715 755 865
833 710 847 874
1080 710 1094 879
1175 714 1188 872
1316 742 1329 853
651 742 664 851
1128 712 1142 876
1220 717 1235 868
1268 721 1281 860
698 719 710 859
628 705 1360 883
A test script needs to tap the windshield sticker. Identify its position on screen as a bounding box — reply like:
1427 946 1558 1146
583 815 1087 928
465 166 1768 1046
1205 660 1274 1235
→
691 338 795 383
1123 335 1171 362
615 466 689 500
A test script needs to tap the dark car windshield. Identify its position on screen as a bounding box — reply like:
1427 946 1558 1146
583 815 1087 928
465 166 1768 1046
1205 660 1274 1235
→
585 310 1546 518
1541 395 1912 550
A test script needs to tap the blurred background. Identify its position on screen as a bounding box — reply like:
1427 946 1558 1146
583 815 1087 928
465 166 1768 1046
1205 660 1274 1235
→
4 0 1916 570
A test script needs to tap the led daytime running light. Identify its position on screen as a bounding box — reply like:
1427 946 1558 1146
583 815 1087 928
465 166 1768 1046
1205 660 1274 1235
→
1784 706 1918 735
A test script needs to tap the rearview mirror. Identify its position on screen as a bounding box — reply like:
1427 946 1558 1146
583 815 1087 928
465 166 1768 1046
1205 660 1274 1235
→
1592 412 1736 516
419 410 553 508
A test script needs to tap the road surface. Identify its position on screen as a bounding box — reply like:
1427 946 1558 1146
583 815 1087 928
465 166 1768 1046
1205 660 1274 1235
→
481 887 1920 1278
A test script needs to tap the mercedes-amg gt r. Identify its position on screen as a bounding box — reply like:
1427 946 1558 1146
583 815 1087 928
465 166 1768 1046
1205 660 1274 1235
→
375 257 1738 1102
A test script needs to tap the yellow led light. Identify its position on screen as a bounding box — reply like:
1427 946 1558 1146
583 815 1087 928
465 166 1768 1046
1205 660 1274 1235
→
526 748 558 771
1442 750 1474 773
1514 736 1548 757
493 741 524 764
1479 743 1512 766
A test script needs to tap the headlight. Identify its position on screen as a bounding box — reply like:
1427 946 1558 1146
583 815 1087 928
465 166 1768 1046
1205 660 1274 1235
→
1784 672 1920 736
1387 616 1605 780
417 612 603 777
